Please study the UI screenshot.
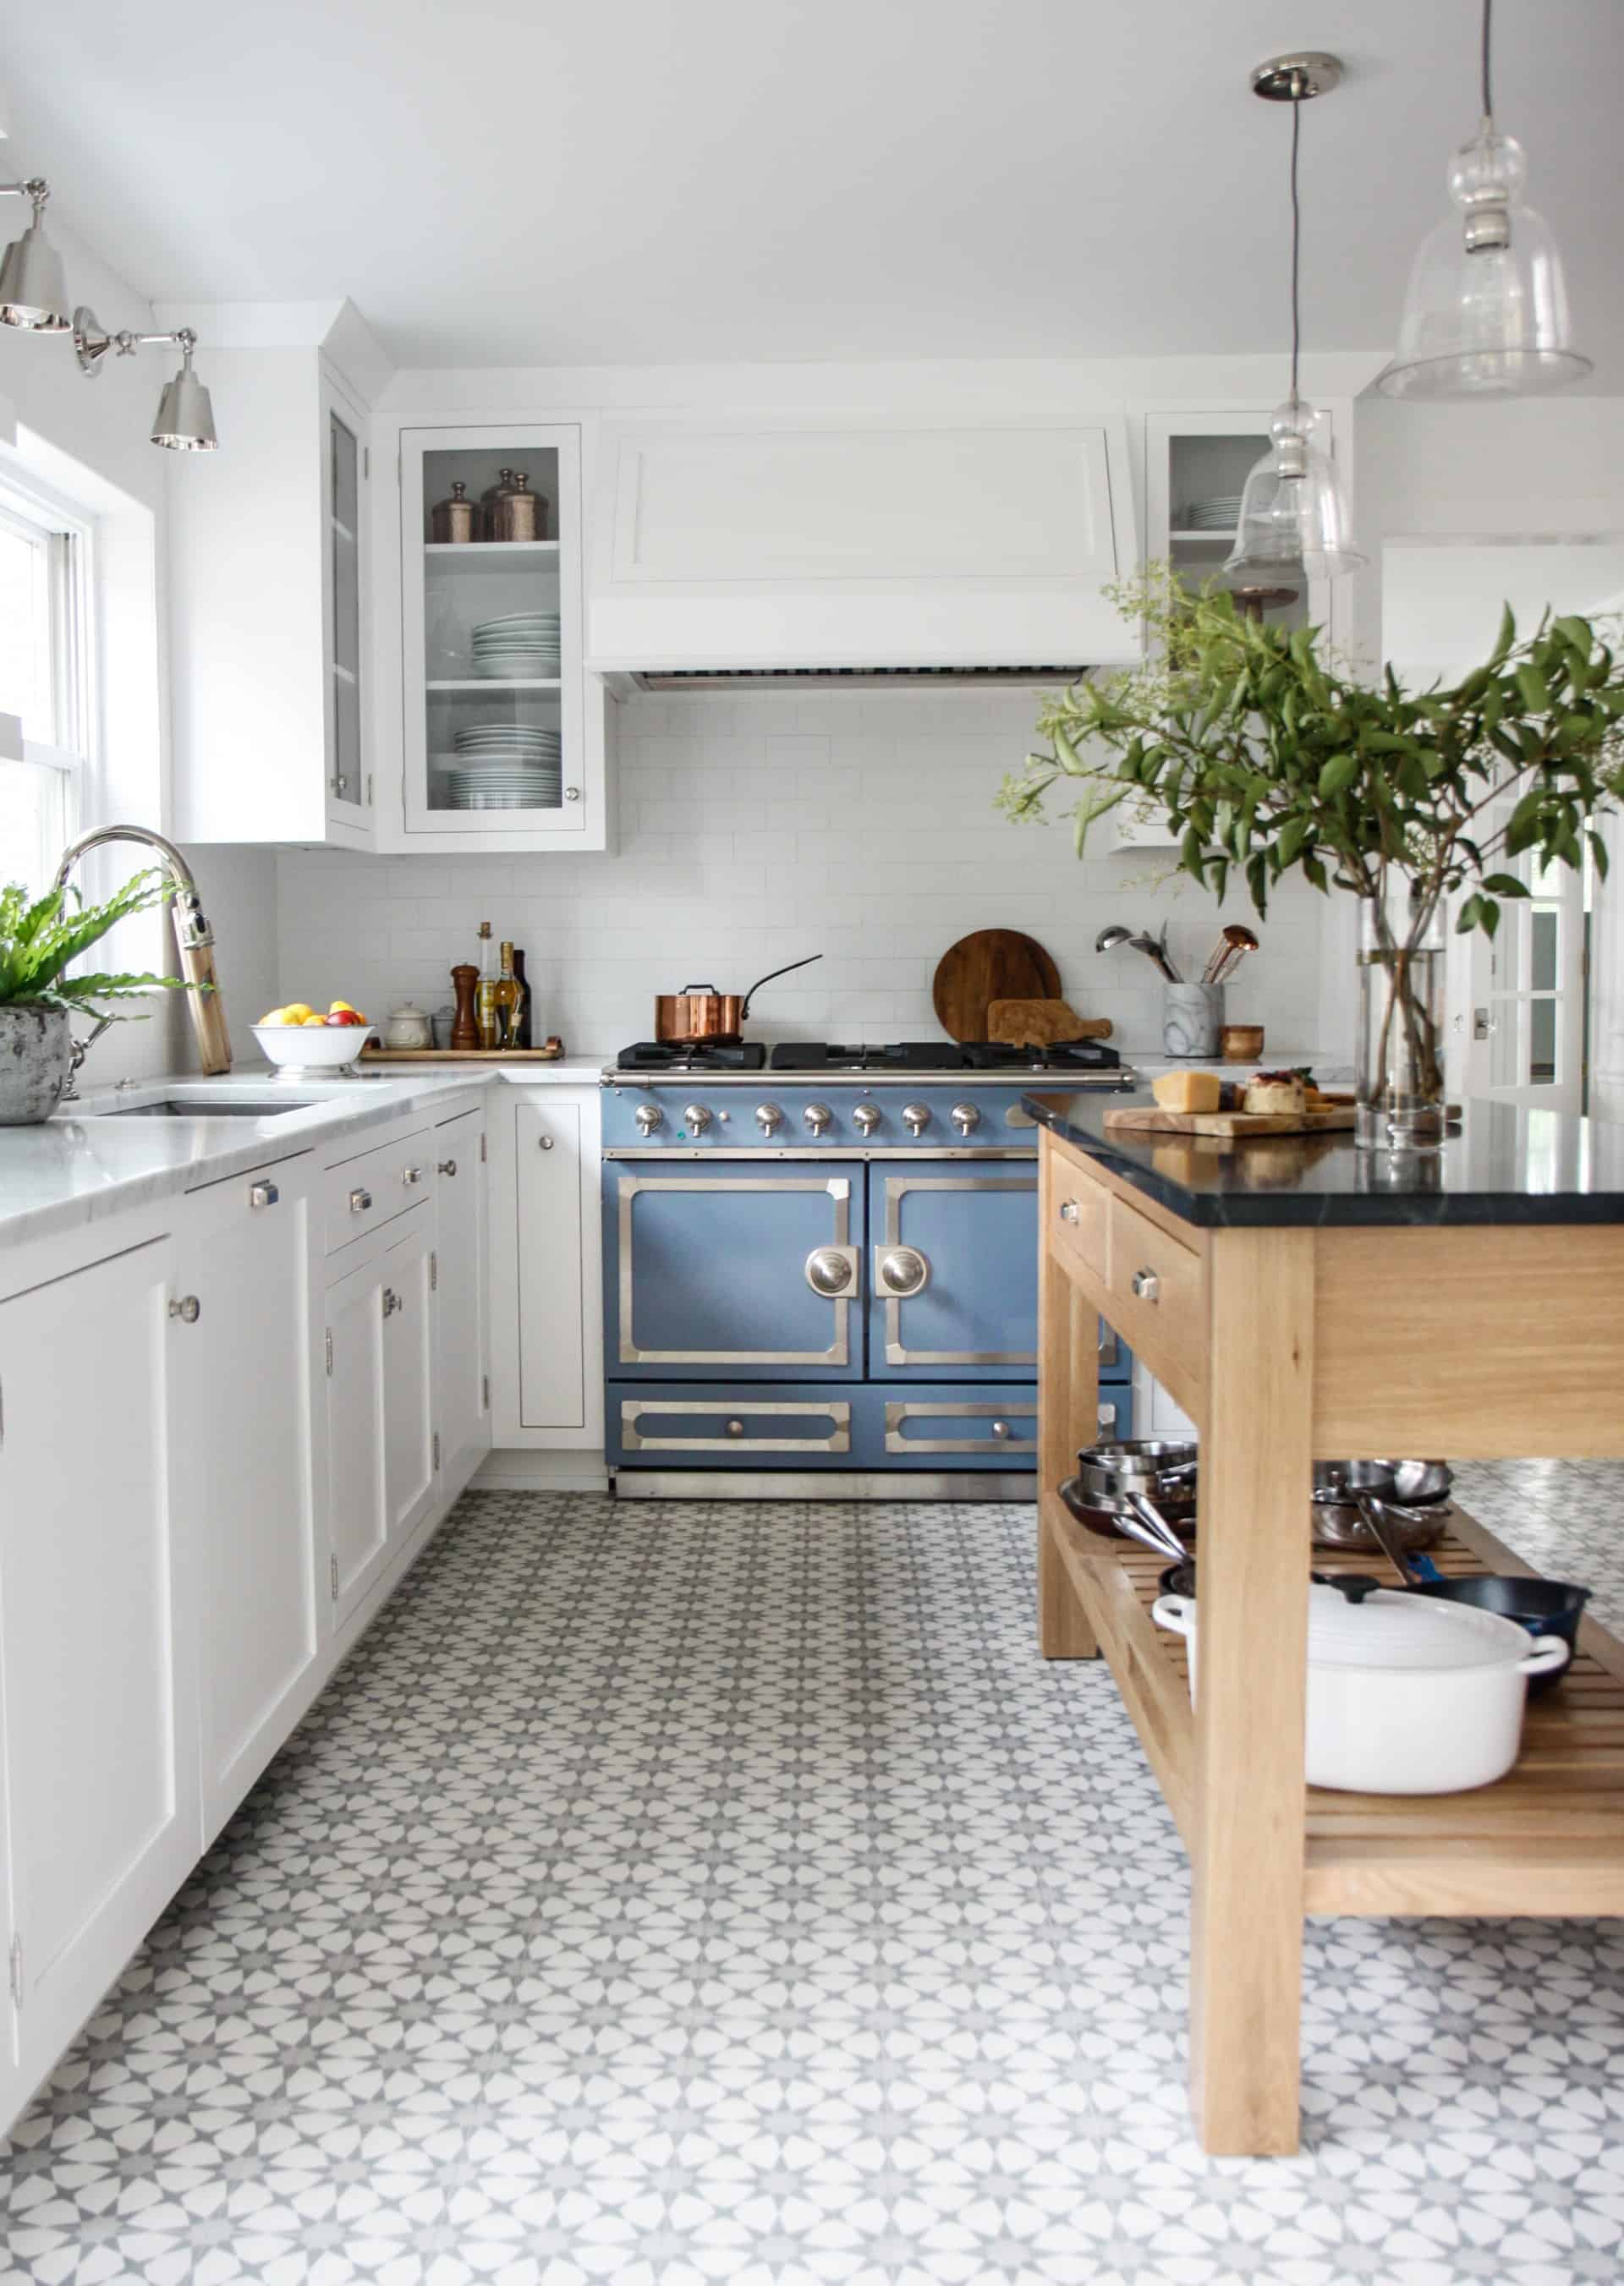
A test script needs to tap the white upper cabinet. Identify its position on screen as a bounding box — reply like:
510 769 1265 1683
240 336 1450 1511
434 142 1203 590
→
587 413 1138 672
168 348 376 847
395 425 612 852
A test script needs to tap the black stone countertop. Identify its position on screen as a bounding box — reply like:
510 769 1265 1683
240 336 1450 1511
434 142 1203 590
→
1023 1089 1624 1228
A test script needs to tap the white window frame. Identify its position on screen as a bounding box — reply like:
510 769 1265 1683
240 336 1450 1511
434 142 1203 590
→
0 469 97 894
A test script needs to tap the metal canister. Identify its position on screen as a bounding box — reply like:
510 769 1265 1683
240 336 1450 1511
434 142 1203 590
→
491 471 547 543
479 469 516 540
429 480 479 545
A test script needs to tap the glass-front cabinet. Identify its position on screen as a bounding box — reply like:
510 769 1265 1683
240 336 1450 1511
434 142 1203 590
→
400 424 603 847
323 374 368 829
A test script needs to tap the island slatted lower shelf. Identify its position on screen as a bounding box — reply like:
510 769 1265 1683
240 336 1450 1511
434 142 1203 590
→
1041 1488 1624 1920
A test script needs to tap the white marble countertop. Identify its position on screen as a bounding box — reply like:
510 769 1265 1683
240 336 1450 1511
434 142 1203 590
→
0 1058 605 1256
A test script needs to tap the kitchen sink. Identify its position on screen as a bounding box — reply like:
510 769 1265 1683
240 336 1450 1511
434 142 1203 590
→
101 1098 321 1118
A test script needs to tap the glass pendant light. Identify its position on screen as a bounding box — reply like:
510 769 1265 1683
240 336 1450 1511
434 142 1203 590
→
1377 0 1590 398
1226 54 1364 593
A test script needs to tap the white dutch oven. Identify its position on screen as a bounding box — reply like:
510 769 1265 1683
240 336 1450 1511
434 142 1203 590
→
1151 1581 1568 1794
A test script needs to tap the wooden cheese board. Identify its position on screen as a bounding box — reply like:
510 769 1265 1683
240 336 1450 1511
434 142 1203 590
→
1106 1103 1356 1138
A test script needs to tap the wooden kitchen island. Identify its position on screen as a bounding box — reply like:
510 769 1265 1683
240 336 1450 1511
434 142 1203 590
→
1028 1089 1624 2158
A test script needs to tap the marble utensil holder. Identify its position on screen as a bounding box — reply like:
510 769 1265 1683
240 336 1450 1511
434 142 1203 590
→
1162 983 1226 1059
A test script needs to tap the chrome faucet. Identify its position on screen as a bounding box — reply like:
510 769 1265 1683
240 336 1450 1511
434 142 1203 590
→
53 825 232 1079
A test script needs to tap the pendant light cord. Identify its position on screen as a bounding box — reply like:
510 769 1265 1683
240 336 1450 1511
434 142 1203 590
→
1289 74 1303 406
1481 0 1494 122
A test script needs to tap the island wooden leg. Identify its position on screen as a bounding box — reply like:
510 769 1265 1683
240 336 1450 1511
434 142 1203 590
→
1188 1227 1314 2155
1037 1214 1098 1658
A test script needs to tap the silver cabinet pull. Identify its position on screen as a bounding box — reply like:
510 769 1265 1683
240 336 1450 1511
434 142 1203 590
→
349 1187 372 1214
990 1419 1010 1439
804 1245 857 1297
1130 1267 1160 1303
402 1165 423 1186
437 1158 458 1176
564 786 580 802
726 1418 745 1437
249 1179 278 1209
537 1134 554 1150
168 1295 201 1324
874 1245 930 1298
1058 1198 1080 1224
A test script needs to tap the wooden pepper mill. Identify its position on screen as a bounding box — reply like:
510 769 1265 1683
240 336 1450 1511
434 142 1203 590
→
449 964 480 1050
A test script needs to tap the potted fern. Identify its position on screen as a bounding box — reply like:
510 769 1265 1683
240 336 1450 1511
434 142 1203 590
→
998 571 1624 1145
0 870 187 1124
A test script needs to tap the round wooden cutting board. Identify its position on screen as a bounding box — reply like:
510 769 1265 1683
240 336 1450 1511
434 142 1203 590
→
931 929 1062 1042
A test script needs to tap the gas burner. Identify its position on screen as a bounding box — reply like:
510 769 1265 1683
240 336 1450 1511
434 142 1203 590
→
617 1040 766 1072
770 1041 954 1072
963 1038 1122 1072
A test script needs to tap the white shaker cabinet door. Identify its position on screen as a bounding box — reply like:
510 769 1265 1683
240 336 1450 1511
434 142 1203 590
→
434 1108 489 1489
0 1238 199 2119
176 1159 321 1845
381 1215 438 1545
517 1096 585 1430
326 1243 392 1628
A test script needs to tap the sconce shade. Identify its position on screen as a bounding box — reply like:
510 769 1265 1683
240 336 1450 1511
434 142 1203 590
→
151 356 217 451
0 212 68 331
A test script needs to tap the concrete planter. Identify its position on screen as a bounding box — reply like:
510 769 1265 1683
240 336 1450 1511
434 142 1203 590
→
0 1005 73 1125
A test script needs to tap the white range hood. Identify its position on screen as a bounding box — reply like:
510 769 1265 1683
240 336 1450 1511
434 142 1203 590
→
586 412 1138 690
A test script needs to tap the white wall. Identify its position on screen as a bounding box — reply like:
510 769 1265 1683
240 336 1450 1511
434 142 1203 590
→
277 687 1335 1061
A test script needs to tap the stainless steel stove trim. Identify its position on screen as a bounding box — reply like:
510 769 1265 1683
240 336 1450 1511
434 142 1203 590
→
601 1069 1136 1090
881 1173 1038 1368
603 1146 1040 1162
883 1400 1035 1454
622 1398 852 1454
613 1469 1038 1501
617 1172 854 1366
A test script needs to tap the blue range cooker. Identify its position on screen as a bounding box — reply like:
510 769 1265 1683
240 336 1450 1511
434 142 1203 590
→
602 1039 1136 1497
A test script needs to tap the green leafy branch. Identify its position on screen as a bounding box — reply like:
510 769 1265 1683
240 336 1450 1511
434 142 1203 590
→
0 869 187 1017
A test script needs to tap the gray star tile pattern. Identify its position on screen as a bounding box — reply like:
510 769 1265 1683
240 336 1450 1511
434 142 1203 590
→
4 1466 1624 2283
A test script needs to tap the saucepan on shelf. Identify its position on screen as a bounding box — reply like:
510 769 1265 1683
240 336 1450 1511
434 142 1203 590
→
654 955 823 1044
1060 1439 1198 1559
1310 1458 1454 1554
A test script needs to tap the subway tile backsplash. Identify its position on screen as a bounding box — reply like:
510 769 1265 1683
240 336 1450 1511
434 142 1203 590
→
276 691 1338 1055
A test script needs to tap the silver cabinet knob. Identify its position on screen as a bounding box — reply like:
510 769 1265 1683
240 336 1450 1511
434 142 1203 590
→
249 1179 279 1209
901 1102 930 1138
349 1187 372 1214
537 1133 554 1150
950 1102 980 1137
168 1294 201 1324
564 786 580 802
402 1165 424 1187
990 1418 1010 1439
634 1103 664 1137
1058 1198 1080 1223
853 1103 881 1136
726 1418 745 1437
1130 1267 1160 1303
804 1102 832 1136
874 1244 930 1297
437 1158 458 1176
804 1245 857 1296
683 1103 712 1134
754 1102 783 1136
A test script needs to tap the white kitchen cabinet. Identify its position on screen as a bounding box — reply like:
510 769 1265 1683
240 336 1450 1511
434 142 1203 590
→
487 1084 604 1447
397 425 612 852
167 347 376 847
326 1207 439 1631
0 1239 199 2112
175 1156 321 1845
433 1106 490 1488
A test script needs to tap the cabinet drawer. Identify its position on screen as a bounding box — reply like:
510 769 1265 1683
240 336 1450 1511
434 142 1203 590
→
1106 1193 1205 1403
323 1127 436 1254
1048 1169 1108 1284
612 1389 852 1463
882 1384 1130 1461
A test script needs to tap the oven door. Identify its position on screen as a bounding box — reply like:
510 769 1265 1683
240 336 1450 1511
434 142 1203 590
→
866 1161 1037 1380
606 1158 866 1379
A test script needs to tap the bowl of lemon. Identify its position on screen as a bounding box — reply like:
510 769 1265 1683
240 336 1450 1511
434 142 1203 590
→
253 1000 373 1075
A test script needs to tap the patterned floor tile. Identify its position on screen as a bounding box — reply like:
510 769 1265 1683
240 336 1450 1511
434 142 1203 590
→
2 1468 1622 2283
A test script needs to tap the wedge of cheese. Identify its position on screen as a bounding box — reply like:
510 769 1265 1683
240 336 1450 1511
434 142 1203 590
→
1151 1069 1222 1115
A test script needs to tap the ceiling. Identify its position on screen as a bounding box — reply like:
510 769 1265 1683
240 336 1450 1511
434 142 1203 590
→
2 0 1621 379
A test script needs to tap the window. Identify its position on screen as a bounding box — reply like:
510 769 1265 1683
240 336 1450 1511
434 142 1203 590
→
0 480 93 896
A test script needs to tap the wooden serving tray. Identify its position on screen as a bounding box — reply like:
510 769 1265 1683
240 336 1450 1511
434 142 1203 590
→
1106 1104 1356 1138
359 1047 564 1065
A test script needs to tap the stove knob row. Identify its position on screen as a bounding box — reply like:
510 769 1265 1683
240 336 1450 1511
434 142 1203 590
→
852 1103 881 1136
634 1102 664 1137
682 1102 712 1134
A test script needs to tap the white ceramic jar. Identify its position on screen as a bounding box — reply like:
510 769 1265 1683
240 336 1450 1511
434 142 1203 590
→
384 1003 435 1051
1151 1581 1567 1794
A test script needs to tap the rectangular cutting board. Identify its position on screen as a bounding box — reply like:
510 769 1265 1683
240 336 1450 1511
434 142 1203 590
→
1104 1105 1357 1138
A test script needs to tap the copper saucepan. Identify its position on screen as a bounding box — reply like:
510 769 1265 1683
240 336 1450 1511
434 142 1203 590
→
655 956 823 1044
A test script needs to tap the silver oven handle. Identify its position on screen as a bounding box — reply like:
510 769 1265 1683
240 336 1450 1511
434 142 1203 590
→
874 1244 930 1298
804 1244 858 1296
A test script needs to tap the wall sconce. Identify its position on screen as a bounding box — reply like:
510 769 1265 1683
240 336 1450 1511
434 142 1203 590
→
0 178 69 331
73 307 218 452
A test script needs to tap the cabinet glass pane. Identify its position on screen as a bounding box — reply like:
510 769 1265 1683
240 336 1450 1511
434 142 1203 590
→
1168 430 1311 633
328 408 362 803
419 446 566 819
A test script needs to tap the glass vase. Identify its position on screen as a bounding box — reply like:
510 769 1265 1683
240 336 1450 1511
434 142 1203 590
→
1356 891 1447 1149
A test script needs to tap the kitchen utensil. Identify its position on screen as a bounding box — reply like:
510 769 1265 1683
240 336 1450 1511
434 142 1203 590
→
1129 932 1180 982
1353 1491 1429 1587
1059 1477 1188 1562
384 1003 435 1051
984 997 1111 1049
1124 1487 1189 1562
1152 1580 1568 1793
450 963 480 1050
1380 1458 1454 1505
1310 1494 1451 1555
429 480 479 545
654 955 824 1044
1073 1438 1198 1510
1312 1460 1397 1500
1095 925 1133 955
490 471 546 542
252 1022 370 1075
932 930 1062 1043
1162 984 1225 1058
1220 1024 1265 1062
1209 925 1260 987
1157 922 1178 981
1402 1574 1588 1697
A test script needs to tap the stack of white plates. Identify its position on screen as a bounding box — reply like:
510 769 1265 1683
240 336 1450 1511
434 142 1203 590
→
445 721 561 809
471 612 561 679
1182 496 1243 532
